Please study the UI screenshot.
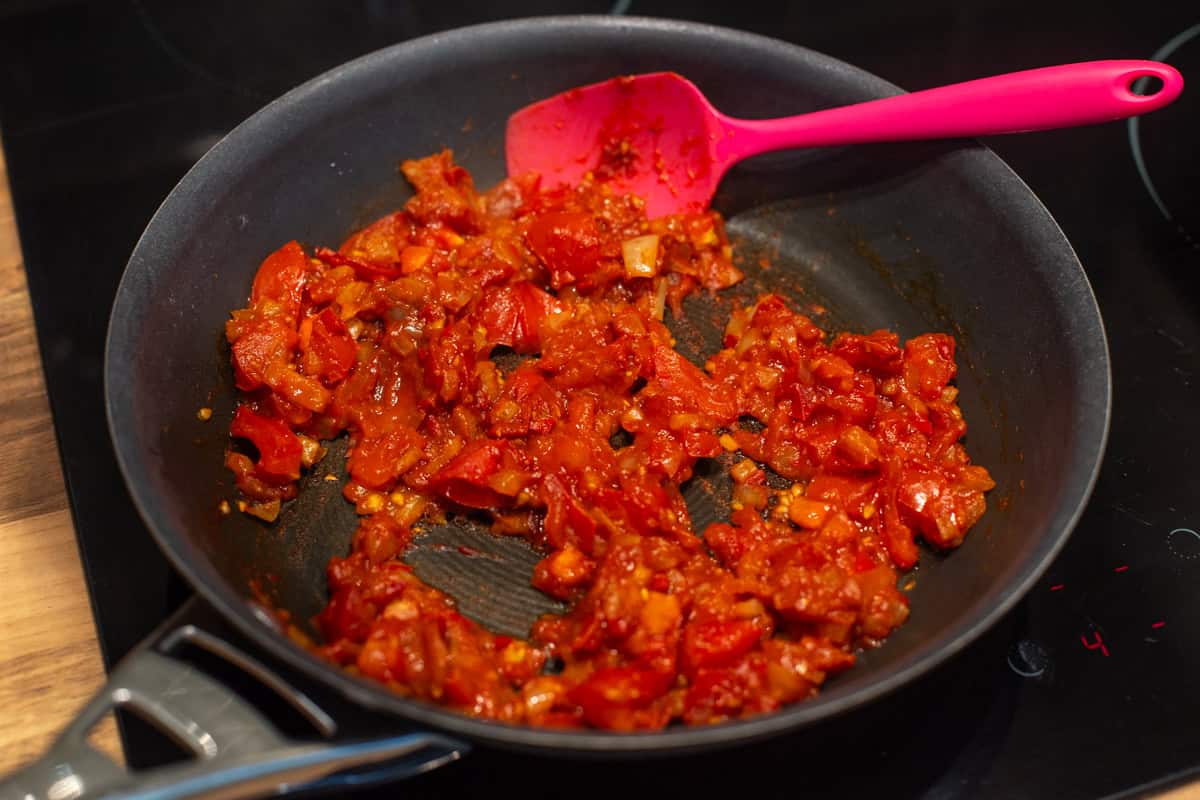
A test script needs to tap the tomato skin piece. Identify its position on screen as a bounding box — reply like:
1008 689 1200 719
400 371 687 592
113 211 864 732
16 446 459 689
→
525 211 603 289
231 320 297 391
540 473 598 555
510 281 562 351
682 619 764 676
313 245 402 281
476 282 562 354
252 240 308 324
475 286 521 349
305 308 358 383
230 405 303 482
880 464 920 570
429 439 524 509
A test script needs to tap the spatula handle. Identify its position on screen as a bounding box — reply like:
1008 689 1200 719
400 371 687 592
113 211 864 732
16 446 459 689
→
720 60 1183 160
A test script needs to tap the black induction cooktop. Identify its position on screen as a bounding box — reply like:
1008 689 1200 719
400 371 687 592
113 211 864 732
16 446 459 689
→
2 2 1199 797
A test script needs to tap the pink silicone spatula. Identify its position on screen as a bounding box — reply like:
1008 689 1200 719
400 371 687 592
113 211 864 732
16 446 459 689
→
506 61 1183 217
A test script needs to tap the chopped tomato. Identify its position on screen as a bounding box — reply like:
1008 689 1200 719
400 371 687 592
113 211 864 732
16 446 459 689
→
229 405 303 482
525 211 604 289
488 368 563 438
251 240 308 324
682 619 764 676
903 333 957 401
429 439 528 509
313 245 401 281
540 473 599 555
476 282 562 353
649 346 737 421
830 330 903 375
304 308 358 383
348 428 423 490
567 667 673 730
339 211 414 265
231 320 296 391
806 473 878 519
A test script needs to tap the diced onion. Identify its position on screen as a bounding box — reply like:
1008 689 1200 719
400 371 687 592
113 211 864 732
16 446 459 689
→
243 499 281 522
651 277 667 321
297 434 327 468
622 234 660 279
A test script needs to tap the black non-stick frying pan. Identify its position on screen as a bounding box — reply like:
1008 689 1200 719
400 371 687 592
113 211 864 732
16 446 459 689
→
2 15 1109 800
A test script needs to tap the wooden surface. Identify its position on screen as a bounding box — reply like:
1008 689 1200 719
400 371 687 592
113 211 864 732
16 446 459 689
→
0 146 122 772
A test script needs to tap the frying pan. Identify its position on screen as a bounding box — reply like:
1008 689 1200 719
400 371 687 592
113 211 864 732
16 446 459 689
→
2 15 1109 800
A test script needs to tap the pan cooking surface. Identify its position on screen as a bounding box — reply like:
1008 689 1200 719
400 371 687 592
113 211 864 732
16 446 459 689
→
99 17 1108 757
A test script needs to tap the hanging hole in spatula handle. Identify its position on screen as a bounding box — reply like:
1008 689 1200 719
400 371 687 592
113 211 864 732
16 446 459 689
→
1120 61 1182 101
1129 72 1166 97
723 59 1185 157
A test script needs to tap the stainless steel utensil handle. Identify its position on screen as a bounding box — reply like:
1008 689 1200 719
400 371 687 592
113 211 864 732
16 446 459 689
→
0 612 467 799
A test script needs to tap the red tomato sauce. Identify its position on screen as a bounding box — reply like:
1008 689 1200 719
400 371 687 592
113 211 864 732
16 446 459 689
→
224 150 994 730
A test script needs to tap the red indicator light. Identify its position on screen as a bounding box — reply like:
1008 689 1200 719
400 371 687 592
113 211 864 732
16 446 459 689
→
1081 632 1110 657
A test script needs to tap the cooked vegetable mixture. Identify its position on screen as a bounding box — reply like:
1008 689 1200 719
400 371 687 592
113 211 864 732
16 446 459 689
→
224 151 993 730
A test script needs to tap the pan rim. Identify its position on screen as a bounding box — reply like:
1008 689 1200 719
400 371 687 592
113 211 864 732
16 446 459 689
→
104 13 1111 754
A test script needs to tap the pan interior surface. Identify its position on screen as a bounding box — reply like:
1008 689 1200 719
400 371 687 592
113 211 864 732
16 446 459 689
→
104 17 1109 753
